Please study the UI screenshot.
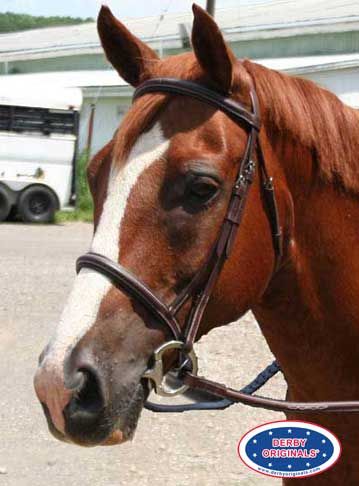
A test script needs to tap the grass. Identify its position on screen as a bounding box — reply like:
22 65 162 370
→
55 150 94 223
55 208 93 223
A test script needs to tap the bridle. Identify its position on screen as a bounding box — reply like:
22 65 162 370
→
77 77 359 414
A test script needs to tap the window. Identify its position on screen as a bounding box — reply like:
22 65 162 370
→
0 105 78 135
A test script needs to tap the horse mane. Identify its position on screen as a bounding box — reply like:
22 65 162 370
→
244 59 359 194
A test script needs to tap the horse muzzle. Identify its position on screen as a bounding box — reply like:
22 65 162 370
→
34 348 146 447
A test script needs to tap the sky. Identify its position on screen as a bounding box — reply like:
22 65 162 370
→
0 0 272 19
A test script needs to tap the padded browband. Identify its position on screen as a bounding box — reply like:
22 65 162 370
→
133 78 260 131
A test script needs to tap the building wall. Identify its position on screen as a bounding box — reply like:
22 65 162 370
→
78 95 131 157
303 67 359 98
231 31 359 59
7 53 108 74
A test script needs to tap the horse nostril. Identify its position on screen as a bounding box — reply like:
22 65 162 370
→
76 368 104 412
64 367 105 421
66 369 86 392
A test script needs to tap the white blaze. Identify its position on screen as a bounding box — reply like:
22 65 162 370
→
44 123 169 366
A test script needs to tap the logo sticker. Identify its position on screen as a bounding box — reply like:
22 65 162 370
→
238 420 341 479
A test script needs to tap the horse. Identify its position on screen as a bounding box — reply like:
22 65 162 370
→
34 4 359 484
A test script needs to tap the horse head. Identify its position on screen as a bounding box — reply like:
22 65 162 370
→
34 4 282 446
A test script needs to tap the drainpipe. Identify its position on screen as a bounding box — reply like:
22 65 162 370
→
86 103 96 160
206 0 215 17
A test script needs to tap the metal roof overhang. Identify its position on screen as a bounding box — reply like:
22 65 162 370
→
1 17 359 63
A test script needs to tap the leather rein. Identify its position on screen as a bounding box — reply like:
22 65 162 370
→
77 78 359 414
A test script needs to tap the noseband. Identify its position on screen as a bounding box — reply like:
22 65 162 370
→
77 78 359 413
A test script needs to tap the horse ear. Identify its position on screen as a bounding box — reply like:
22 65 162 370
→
97 5 159 87
191 4 236 93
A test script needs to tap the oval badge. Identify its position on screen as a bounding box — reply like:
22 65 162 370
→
238 420 341 479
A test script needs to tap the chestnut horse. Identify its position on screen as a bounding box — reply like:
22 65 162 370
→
34 4 359 484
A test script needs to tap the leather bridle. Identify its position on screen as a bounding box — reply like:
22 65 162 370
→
77 78 359 414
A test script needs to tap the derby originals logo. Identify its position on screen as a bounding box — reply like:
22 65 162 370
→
238 420 341 479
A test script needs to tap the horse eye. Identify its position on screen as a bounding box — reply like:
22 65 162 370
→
188 177 219 203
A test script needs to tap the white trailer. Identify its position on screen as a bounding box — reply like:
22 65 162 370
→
0 85 82 222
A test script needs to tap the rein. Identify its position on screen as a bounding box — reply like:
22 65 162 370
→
77 77 359 414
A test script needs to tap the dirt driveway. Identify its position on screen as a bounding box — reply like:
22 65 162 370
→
0 222 286 485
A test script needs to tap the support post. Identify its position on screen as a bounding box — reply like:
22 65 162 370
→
206 0 215 17
86 103 96 160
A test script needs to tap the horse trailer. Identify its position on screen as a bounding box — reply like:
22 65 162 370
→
0 86 82 223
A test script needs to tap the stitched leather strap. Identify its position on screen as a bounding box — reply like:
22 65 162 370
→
133 78 260 130
76 252 182 339
184 373 359 413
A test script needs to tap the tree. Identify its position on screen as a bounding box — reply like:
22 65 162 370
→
0 12 93 33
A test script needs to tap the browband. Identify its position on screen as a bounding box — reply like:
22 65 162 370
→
133 78 261 131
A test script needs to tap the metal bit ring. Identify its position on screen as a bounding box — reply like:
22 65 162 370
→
143 340 198 397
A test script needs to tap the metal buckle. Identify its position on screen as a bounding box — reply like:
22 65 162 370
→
143 340 198 397
264 176 274 190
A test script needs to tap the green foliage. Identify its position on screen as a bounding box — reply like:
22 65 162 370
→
56 150 94 223
76 150 93 214
0 11 93 33
55 208 93 223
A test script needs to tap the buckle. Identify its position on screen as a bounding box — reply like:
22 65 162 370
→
264 176 274 191
143 340 198 397
232 161 256 197
243 160 256 183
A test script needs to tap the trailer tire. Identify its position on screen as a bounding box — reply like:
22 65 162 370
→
0 186 11 222
18 185 58 223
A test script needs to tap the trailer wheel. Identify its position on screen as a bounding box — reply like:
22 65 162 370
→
0 186 11 222
18 186 58 223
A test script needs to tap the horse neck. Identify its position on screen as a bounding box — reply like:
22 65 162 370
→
252 84 359 403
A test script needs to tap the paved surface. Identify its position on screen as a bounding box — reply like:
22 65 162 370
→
0 223 286 486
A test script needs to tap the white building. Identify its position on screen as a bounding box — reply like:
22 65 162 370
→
0 0 358 156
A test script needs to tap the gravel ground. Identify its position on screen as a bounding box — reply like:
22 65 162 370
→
0 222 286 486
